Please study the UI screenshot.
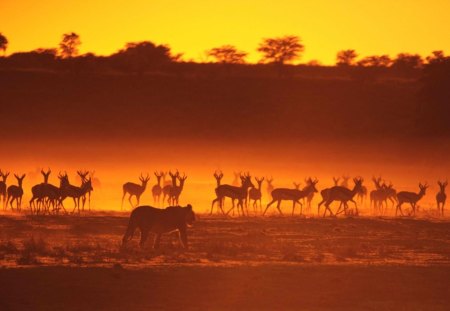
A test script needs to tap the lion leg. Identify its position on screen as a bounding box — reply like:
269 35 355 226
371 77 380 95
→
139 229 149 248
153 233 162 249
179 228 188 249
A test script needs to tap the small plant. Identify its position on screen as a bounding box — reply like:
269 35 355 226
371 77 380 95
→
22 237 49 255
0 240 18 253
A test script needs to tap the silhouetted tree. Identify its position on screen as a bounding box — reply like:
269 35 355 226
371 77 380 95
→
0 33 8 56
392 53 423 69
257 36 304 65
426 50 446 64
8 48 57 68
357 55 392 67
110 41 172 75
418 55 450 134
59 32 81 58
207 45 247 64
336 50 358 66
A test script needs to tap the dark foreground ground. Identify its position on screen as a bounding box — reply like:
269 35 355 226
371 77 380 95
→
1 265 450 310
1 214 450 310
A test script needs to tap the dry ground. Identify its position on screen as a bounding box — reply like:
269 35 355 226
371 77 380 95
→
1 213 450 310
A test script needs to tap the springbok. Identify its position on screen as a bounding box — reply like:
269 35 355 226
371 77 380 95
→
59 173 93 214
249 177 264 213
152 171 164 204
162 171 179 204
121 174 150 209
303 178 316 213
333 177 340 186
77 170 91 211
317 177 342 215
29 168 54 213
212 173 254 216
370 177 384 214
381 181 397 214
169 173 188 205
210 171 224 214
396 183 428 217
6 174 26 211
266 177 274 197
318 178 364 217
0 170 10 208
356 185 367 206
436 180 447 216
214 170 224 187
264 178 318 216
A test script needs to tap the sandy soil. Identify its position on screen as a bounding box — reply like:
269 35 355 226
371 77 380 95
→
1 213 450 310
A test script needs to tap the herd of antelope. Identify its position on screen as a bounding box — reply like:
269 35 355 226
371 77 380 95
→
0 167 447 218
210 171 448 218
121 170 188 209
0 169 93 214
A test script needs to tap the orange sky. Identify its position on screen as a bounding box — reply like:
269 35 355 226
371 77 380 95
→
1 0 449 64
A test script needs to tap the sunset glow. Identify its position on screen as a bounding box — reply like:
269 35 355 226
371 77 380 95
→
2 0 449 63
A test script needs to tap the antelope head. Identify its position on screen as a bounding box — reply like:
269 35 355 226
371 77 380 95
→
372 176 382 188
240 172 254 188
306 177 319 192
14 174 26 186
353 177 364 191
293 182 301 189
154 171 163 181
255 176 264 187
178 173 188 185
41 168 51 183
332 177 340 186
419 182 428 195
77 170 89 182
213 170 223 181
139 173 150 186
438 180 448 192
0 170 10 182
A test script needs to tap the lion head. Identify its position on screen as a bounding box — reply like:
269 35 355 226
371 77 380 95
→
184 204 195 226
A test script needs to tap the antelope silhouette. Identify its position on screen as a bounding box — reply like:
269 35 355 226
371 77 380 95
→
0 170 10 209
212 173 254 216
396 183 428 216
316 178 340 216
264 178 318 216
303 178 315 213
169 173 188 205
266 177 274 197
152 171 164 204
162 171 179 204
210 171 224 214
29 168 55 213
59 173 93 214
436 180 447 216
356 185 367 206
249 177 264 213
77 170 91 211
121 174 150 209
370 177 384 214
318 178 364 217
332 177 340 186
6 174 26 211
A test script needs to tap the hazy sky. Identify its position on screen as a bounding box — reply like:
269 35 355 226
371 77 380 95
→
2 0 449 64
